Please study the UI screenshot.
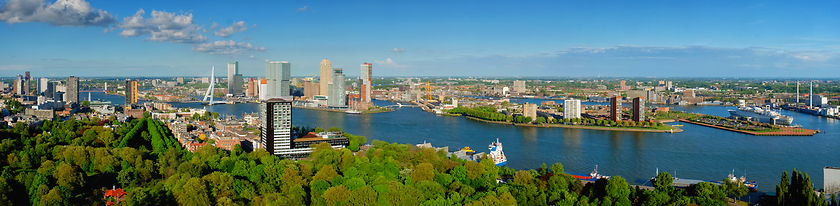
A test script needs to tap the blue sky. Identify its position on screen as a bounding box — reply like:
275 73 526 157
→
1 0 839 78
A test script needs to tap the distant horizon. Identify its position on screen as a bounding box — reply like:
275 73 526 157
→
2 1 839 77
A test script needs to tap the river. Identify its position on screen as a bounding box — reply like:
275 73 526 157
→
89 92 840 192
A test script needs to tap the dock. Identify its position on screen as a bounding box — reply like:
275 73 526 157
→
678 119 819 136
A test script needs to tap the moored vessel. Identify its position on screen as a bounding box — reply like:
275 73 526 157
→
488 138 507 167
728 106 793 125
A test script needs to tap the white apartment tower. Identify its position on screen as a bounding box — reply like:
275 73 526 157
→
564 99 581 119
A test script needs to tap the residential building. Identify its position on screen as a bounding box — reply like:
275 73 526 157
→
319 59 332 96
38 77 48 94
632 97 645 122
513 80 526 93
360 63 373 102
125 80 138 105
259 79 267 100
523 103 537 122
260 98 293 156
610 96 622 121
328 69 346 107
14 75 22 95
66 76 79 103
564 99 581 119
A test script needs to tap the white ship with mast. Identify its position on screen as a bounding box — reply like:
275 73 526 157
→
728 106 793 125
488 138 507 167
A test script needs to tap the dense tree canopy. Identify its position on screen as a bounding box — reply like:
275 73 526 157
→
0 117 824 205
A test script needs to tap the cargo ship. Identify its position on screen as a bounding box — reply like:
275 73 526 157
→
488 139 507 167
728 106 794 125
567 165 610 181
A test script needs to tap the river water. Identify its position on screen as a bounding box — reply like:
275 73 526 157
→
88 91 839 192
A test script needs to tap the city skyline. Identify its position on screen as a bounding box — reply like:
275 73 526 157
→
2 1 840 77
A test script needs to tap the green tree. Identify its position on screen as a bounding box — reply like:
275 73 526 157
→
654 172 673 193
323 185 351 206
411 163 435 183
722 177 748 203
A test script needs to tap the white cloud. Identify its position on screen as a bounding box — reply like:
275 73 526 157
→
374 58 407 68
392 48 405 52
213 21 247 38
0 0 116 27
115 9 208 43
191 40 266 55
0 65 41 70
210 22 218 29
297 5 310 11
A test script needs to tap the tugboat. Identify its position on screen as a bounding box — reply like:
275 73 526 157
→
488 138 507 167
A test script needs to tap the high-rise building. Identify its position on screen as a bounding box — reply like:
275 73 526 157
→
304 81 320 99
259 79 267 100
328 69 346 107
14 75 22 95
125 80 138 105
610 96 622 121
38 78 48 95
319 59 332 97
260 98 293 156
632 97 645 122
523 103 537 122
666 81 673 89
228 62 239 95
66 76 79 103
247 78 256 96
564 99 581 119
360 63 373 102
513 80 526 93
45 82 56 99
233 74 243 96
266 61 291 97
24 71 30 95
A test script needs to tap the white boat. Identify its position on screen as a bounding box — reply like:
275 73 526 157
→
728 106 793 125
345 110 362 114
488 138 507 167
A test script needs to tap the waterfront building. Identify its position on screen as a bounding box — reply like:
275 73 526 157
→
523 103 537 122
66 76 79 103
360 63 373 102
266 61 291 97
564 99 581 119
632 97 645 122
304 81 320 99
125 80 138 105
260 98 292 156
811 95 828 107
247 78 255 96
228 62 242 96
610 96 622 121
259 79 267 100
319 59 332 97
513 80 526 93
683 89 695 98
328 69 346 107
